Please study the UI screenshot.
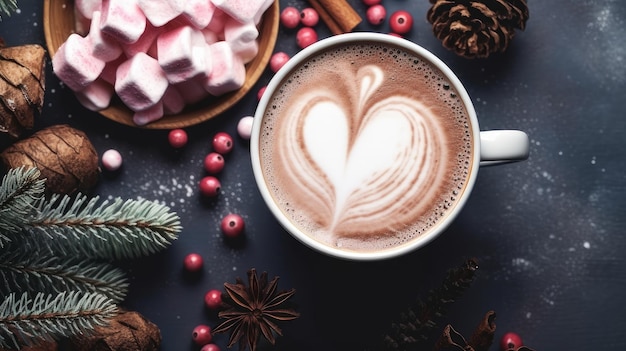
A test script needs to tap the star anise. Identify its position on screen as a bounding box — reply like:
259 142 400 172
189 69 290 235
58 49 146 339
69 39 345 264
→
212 269 299 351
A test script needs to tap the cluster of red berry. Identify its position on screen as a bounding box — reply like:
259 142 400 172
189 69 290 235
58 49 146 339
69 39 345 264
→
279 5 320 49
187 287 224 350
363 0 414 35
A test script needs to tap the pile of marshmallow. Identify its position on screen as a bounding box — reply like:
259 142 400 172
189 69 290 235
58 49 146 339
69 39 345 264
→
52 0 273 125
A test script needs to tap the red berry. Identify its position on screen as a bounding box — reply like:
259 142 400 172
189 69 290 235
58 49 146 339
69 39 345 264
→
362 0 381 5
257 85 267 100
204 289 223 310
300 8 319 27
212 132 234 154
200 344 220 351
500 332 523 350
270 52 290 73
192 324 212 346
168 129 188 148
199 176 221 197
388 32 403 38
183 253 203 272
280 6 300 29
221 213 245 238
296 27 318 49
389 10 413 34
204 152 225 174
366 4 386 25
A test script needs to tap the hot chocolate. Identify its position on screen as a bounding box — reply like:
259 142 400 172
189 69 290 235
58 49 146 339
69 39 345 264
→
257 41 474 253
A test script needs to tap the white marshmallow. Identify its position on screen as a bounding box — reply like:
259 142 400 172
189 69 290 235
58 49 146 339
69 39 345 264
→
182 0 216 29
233 40 258 64
122 22 162 57
224 17 258 50
204 41 245 96
115 52 169 111
223 18 259 63
52 33 105 91
173 78 209 104
133 101 164 125
100 0 146 44
157 26 209 84
137 0 184 27
253 0 274 24
205 8 226 34
73 6 91 36
211 0 269 24
162 86 186 115
87 10 122 62
75 0 102 19
75 78 114 111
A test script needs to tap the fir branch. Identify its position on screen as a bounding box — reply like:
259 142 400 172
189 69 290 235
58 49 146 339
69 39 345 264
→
381 258 480 350
0 252 129 303
0 0 17 20
0 291 118 349
24 195 182 260
0 167 45 246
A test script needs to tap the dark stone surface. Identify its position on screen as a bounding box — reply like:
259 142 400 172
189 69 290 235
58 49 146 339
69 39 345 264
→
1 1 624 350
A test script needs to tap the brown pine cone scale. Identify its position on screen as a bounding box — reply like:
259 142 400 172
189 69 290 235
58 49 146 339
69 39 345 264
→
427 0 529 58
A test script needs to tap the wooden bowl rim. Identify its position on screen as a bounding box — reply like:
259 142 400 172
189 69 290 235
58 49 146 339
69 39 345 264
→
43 0 279 129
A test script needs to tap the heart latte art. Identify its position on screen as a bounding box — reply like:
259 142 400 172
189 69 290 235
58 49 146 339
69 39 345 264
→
259 43 473 252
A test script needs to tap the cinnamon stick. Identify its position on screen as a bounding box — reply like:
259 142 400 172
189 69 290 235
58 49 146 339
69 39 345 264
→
306 0 362 35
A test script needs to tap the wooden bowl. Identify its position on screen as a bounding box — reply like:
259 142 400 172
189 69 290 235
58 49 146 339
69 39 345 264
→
43 0 279 129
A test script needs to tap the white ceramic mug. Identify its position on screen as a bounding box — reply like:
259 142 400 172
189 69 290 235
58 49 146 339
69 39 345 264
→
250 33 529 261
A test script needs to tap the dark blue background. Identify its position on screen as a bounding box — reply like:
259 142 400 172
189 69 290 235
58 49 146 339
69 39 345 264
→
1 1 624 350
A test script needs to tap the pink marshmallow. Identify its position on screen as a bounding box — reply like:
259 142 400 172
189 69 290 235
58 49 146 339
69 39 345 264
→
87 11 122 62
122 22 162 57
52 33 105 91
204 41 245 96
224 17 258 51
133 101 164 125
233 40 258 64
137 0 184 27
162 86 185 115
173 78 209 104
211 0 268 24
115 52 169 111
73 6 91 36
75 78 114 111
100 0 146 44
157 26 208 84
75 0 102 19
100 56 125 85
201 28 219 44
182 0 216 29
205 8 226 34
253 0 275 24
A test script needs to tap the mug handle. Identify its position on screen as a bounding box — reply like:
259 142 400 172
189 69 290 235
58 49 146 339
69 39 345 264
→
479 130 530 166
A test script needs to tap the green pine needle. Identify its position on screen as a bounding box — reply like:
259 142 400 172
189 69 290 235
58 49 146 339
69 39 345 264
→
0 0 17 20
0 167 45 245
0 291 118 349
0 253 129 303
26 194 182 260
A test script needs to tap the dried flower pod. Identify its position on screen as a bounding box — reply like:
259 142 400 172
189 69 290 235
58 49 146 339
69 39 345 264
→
0 44 46 138
70 310 161 351
0 124 99 194
427 0 529 58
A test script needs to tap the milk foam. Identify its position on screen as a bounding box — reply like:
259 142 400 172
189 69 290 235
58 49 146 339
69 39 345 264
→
259 43 474 253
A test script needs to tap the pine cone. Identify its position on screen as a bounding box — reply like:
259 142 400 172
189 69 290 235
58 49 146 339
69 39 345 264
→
427 0 529 58
0 44 46 138
0 124 100 195
70 310 161 351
